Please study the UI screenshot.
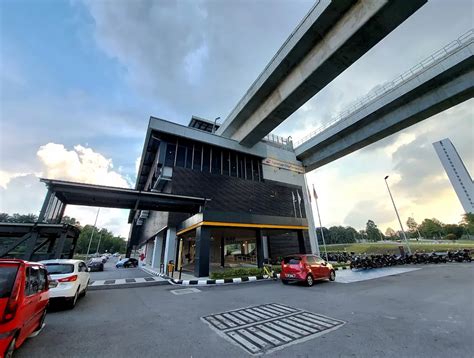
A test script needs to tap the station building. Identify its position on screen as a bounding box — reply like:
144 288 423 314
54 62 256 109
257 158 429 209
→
128 116 318 277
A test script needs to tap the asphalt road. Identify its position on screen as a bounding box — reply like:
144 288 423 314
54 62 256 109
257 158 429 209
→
16 263 474 358
89 258 152 281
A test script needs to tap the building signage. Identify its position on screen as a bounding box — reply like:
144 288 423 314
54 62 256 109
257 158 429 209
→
262 158 305 174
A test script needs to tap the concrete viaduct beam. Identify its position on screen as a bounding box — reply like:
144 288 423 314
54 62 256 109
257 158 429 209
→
217 0 427 147
296 41 474 171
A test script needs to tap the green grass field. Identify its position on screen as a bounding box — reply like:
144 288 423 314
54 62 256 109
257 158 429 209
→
324 241 474 255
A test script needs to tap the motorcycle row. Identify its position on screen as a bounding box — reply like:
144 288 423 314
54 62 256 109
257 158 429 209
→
325 250 472 270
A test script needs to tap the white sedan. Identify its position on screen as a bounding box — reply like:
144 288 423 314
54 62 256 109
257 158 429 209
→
40 259 90 309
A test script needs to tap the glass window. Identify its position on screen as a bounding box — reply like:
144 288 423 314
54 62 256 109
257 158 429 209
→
38 268 47 291
252 158 260 181
176 144 186 167
306 256 317 264
202 146 211 173
0 264 19 298
283 256 302 265
230 153 237 177
185 144 193 169
245 157 252 180
238 155 245 179
44 263 74 274
26 266 40 296
222 151 230 176
211 148 221 175
193 144 202 171
164 142 176 167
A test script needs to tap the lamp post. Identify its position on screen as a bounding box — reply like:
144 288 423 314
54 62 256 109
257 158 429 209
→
384 176 411 254
212 117 220 133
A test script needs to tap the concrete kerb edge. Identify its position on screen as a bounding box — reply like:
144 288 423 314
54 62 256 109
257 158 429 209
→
168 274 280 286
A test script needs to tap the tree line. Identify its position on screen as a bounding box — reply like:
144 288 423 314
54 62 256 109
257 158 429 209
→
316 213 473 244
0 213 127 254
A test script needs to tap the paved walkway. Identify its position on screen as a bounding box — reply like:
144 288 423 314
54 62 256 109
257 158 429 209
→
88 276 167 290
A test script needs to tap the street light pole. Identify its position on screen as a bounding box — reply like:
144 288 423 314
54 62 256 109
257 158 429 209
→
384 176 411 254
212 117 220 133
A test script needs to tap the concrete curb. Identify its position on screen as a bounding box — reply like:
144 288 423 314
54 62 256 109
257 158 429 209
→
169 274 280 286
334 266 350 271
88 276 168 290
89 280 168 290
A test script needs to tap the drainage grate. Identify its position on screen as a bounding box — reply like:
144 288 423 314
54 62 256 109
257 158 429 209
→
170 288 201 295
144 277 155 282
202 303 345 355
103 280 115 285
125 279 136 283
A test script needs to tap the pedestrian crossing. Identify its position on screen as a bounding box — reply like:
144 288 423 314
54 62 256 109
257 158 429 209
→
202 303 345 355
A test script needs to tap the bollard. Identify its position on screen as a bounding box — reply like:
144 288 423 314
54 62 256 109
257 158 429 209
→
160 263 164 273
179 266 182 280
167 261 175 279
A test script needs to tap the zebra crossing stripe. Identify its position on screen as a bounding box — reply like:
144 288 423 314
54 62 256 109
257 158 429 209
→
257 324 293 342
214 314 237 328
247 326 282 345
227 331 260 354
223 313 246 326
238 329 270 350
202 303 345 355
264 321 301 339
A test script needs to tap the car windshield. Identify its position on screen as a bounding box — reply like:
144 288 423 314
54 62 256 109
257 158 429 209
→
0 264 19 298
45 263 75 274
90 258 102 263
283 256 302 265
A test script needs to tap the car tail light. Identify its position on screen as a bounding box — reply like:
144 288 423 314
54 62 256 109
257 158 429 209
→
57 275 78 282
2 272 21 323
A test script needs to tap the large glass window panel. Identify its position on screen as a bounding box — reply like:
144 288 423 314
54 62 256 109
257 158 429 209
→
252 158 260 181
211 148 222 175
245 157 252 180
202 146 211 173
185 144 193 169
238 155 244 179
176 144 186 167
222 151 230 175
164 142 176 167
230 153 237 177
193 144 202 171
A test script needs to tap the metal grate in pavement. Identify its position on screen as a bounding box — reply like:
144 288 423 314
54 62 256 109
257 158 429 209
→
170 288 201 295
202 303 345 355
125 278 136 283
104 280 115 285
144 277 155 282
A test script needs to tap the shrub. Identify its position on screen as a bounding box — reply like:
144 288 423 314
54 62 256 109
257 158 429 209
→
210 267 264 279
444 233 457 241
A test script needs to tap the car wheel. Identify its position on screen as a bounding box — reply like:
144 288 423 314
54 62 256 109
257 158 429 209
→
5 337 16 358
306 274 314 287
329 270 336 281
68 289 79 309
281 279 289 285
81 281 89 297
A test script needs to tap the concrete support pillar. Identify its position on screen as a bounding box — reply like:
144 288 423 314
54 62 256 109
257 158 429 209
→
262 235 269 261
163 227 177 267
54 230 68 259
220 237 225 267
256 229 264 268
303 174 320 256
297 230 306 254
194 226 210 277
151 236 163 269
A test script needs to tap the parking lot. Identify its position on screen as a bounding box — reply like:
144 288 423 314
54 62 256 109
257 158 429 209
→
14 263 474 357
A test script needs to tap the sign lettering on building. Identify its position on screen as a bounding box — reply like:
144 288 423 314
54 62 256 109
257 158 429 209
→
262 158 305 174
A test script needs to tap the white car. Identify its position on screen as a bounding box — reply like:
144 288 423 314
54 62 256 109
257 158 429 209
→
40 259 90 309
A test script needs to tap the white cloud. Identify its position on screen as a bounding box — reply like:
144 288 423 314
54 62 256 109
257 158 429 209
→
37 143 131 188
0 143 132 237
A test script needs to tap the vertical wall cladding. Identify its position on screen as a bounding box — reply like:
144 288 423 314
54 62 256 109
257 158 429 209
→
264 230 300 261
137 211 169 245
170 167 306 218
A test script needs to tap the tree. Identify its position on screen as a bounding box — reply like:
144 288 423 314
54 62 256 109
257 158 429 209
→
344 227 359 243
385 227 397 238
461 213 474 235
419 218 444 239
406 217 419 238
443 224 464 239
61 216 81 226
0 213 10 222
366 220 382 242
0 213 38 223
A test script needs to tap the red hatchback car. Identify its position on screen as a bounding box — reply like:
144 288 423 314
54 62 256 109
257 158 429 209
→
280 254 336 286
0 259 50 357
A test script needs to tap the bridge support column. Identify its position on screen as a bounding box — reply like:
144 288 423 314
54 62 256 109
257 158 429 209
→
303 174 320 256
151 236 163 269
163 227 177 269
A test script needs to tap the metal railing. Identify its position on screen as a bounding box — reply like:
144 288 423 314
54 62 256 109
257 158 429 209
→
294 29 474 148
262 133 294 150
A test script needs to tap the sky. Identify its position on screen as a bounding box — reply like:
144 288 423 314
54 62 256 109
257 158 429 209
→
0 0 473 238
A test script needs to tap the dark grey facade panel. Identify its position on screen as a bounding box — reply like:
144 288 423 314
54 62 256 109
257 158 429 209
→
170 167 306 218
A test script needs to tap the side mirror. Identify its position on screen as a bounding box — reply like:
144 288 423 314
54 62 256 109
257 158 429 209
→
87 267 91 272
321 262 327 266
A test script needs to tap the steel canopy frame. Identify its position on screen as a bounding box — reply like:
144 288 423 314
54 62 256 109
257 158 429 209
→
38 178 209 224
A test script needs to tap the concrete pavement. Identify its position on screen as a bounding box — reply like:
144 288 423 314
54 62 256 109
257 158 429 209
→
16 263 474 357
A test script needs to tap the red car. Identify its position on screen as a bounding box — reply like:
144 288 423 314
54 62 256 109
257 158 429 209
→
0 259 50 357
280 254 336 286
